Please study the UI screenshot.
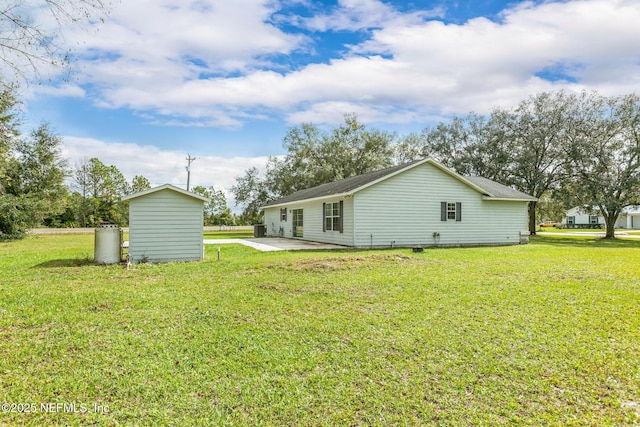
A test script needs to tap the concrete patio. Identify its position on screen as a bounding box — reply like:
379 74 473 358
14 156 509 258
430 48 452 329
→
203 237 348 252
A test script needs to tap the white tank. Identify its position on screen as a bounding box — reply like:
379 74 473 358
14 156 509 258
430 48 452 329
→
94 224 122 264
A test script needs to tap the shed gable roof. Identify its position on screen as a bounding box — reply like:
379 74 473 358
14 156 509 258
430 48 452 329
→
121 184 209 202
263 159 536 208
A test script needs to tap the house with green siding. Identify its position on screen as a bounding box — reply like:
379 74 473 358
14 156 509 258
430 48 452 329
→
122 184 209 263
262 159 536 248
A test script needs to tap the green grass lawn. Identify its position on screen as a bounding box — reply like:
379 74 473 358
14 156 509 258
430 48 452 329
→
1 234 639 425
537 227 640 235
203 229 254 239
537 227 604 233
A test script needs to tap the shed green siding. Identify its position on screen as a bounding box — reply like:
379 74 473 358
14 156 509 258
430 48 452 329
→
128 189 204 263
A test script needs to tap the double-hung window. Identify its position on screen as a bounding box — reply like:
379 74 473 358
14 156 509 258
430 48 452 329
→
447 203 457 220
441 202 462 222
280 208 287 221
323 201 343 232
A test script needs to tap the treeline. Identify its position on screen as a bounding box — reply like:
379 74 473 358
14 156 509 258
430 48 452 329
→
3 87 639 239
232 91 640 238
0 88 237 239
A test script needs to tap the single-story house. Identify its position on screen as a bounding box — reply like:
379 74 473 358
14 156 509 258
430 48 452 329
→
262 159 537 248
122 184 209 263
563 206 640 229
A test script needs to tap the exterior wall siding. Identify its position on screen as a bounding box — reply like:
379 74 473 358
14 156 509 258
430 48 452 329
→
263 198 354 246
352 163 528 247
128 190 204 262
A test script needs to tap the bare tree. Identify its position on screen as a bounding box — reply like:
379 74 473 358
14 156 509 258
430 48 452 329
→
0 0 108 86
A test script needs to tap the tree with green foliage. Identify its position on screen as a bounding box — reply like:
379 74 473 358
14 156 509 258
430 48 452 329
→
535 192 568 225
411 92 581 234
266 114 395 197
0 92 68 238
568 93 640 238
0 89 20 193
414 113 512 182
495 91 578 234
72 157 130 226
193 185 235 226
131 175 151 193
230 167 271 222
232 114 395 219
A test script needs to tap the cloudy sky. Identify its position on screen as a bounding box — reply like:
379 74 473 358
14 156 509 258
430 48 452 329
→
16 0 640 208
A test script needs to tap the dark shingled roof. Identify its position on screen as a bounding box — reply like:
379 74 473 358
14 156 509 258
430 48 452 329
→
263 161 421 207
464 176 538 201
263 159 536 207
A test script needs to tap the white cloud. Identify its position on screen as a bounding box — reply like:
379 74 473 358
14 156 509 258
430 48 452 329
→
61 136 268 209
30 84 86 98
294 0 442 32
287 101 426 125
41 0 640 127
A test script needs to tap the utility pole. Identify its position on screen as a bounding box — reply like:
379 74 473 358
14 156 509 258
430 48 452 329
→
186 154 196 191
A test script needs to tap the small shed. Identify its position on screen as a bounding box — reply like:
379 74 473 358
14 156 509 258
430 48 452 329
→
122 184 209 263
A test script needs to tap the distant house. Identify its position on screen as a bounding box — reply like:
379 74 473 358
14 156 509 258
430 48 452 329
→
562 206 606 229
122 184 209 263
625 207 640 229
562 206 640 229
262 159 537 248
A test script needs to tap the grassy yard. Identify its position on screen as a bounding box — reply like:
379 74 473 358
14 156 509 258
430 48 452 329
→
538 227 640 235
203 229 254 239
1 234 639 426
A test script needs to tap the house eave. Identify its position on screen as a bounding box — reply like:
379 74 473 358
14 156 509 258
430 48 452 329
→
482 196 538 202
263 192 353 209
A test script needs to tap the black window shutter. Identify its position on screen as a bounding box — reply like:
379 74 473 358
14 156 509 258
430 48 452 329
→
456 202 462 222
441 202 447 221
339 200 344 233
322 203 326 232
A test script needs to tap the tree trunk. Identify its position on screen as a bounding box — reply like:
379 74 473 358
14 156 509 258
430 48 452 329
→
528 201 537 235
604 213 617 239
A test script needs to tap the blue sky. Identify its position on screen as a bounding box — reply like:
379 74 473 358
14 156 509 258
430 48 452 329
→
13 0 640 207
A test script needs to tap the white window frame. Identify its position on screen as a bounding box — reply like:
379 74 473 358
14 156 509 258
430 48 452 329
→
324 202 341 232
447 203 457 220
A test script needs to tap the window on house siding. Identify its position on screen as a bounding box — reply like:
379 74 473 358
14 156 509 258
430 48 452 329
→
447 203 456 220
441 202 462 222
567 216 576 225
280 208 287 221
323 201 343 232
589 216 598 224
